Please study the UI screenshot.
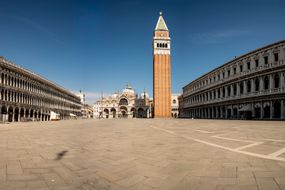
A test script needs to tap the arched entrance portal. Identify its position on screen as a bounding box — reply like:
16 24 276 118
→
273 101 281 118
8 107 13 122
30 110 34 120
254 106 261 119
111 108 116 118
104 109 109 118
263 105 270 118
1 106 8 122
20 108 25 121
14 107 19 122
137 108 145 118
130 107 135 118
120 106 128 118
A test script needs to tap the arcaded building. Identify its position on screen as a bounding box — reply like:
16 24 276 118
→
0 57 82 122
181 40 285 119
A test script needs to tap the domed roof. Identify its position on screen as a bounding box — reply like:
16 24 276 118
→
122 83 135 96
140 92 149 99
112 91 119 98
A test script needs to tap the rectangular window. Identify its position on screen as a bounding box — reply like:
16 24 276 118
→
274 53 279 62
264 56 268 64
247 62 250 70
223 72 225 78
233 68 236 74
240 65 243 72
255 59 259 67
228 70 230 77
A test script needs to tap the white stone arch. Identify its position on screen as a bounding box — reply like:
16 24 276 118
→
119 97 129 106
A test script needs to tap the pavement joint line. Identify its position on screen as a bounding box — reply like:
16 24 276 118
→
212 135 258 143
149 125 285 162
254 138 285 143
268 147 285 157
195 130 214 134
234 142 264 151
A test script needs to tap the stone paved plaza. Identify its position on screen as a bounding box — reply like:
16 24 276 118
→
0 119 285 190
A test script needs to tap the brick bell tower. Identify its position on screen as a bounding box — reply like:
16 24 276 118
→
153 12 171 118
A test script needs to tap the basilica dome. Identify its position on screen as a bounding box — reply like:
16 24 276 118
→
122 84 135 97
140 92 149 99
112 91 119 98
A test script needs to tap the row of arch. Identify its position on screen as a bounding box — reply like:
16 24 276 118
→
101 106 150 119
157 43 168 48
188 49 282 93
0 88 79 111
185 100 284 120
186 72 284 105
1 65 81 111
0 106 50 122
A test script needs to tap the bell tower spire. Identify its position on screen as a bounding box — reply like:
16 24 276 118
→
153 12 171 118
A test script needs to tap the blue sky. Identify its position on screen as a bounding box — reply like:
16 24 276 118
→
0 0 285 103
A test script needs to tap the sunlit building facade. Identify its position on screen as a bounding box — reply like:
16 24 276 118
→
93 84 153 119
181 40 285 119
0 57 82 122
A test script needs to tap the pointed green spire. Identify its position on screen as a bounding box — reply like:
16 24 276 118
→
155 12 168 31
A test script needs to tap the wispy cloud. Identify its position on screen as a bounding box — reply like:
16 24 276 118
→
191 29 251 44
10 15 64 44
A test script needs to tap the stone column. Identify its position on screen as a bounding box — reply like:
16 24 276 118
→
225 107 228 119
269 74 274 91
280 72 284 90
244 80 247 94
207 108 210 119
252 103 255 118
230 85 234 97
237 83 240 96
260 77 264 92
281 100 284 119
237 105 240 119
12 108 15 122
251 79 255 93
270 101 273 119
17 112 20 122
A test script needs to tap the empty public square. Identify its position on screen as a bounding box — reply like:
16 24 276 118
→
0 119 285 190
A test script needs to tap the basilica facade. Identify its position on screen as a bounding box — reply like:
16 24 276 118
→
93 84 153 119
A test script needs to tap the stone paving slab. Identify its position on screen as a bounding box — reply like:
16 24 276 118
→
0 119 284 190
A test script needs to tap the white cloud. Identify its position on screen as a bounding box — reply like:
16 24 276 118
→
191 29 251 44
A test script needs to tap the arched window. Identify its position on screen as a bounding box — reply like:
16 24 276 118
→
227 86 231 96
119 98 128 106
165 43 168 48
240 82 244 94
247 80 251 93
173 99 176 104
255 78 260 91
274 74 280 88
233 84 237 95
264 76 269 90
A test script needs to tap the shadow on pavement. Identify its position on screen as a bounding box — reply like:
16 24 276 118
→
55 150 68 160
